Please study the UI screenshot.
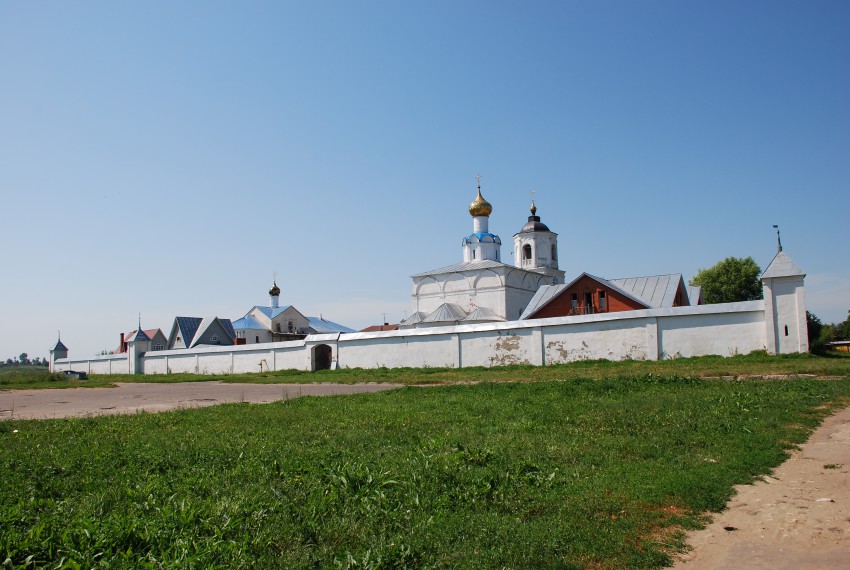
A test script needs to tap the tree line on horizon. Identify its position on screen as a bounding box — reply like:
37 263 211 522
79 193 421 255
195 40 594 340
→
1 353 49 368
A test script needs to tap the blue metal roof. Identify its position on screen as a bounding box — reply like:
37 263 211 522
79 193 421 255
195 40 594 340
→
232 315 266 330
175 317 203 346
220 318 235 339
306 317 356 334
126 328 150 342
53 339 68 351
462 232 501 244
255 305 294 319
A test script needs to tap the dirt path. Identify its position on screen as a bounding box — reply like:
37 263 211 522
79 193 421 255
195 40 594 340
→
0 381 402 420
673 405 850 569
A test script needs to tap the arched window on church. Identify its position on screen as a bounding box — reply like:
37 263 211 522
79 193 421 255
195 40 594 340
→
551 244 557 261
523 244 532 261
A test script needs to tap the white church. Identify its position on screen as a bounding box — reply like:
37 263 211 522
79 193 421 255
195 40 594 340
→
403 182 566 327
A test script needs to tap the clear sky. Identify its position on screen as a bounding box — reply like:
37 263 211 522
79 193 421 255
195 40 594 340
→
2 1 848 359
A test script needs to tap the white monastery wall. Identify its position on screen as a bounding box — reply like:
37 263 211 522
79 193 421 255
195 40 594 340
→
52 354 129 375
459 328 538 367
339 332 457 369
657 301 766 358
53 301 799 376
542 317 654 364
140 341 308 374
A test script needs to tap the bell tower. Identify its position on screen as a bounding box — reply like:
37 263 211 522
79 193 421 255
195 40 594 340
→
513 200 564 283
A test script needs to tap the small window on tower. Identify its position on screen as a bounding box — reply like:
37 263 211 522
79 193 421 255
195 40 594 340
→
552 244 557 261
472 250 476 259
523 244 532 260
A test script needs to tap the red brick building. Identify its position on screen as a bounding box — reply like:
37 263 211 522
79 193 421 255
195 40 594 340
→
521 273 697 319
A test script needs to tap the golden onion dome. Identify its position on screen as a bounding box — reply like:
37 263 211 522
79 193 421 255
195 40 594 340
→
469 188 493 217
530 200 537 216
269 281 281 296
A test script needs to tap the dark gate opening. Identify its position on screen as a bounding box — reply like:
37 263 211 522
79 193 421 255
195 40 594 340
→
312 344 333 372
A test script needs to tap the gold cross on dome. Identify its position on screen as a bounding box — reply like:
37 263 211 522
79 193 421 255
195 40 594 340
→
476 173 481 188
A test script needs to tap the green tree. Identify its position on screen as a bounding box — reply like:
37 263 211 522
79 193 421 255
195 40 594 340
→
833 310 850 341
807 312 828 353
690 256 763 304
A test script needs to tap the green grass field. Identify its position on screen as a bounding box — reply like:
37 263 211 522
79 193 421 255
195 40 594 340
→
3 359 850 568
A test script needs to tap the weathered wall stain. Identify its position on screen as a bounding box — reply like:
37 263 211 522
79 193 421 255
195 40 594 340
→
489 334 528 366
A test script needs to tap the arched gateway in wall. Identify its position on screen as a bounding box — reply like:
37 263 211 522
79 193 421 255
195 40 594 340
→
311 344 333 371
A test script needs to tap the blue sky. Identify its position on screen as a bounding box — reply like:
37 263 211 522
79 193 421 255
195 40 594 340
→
2 1 848 359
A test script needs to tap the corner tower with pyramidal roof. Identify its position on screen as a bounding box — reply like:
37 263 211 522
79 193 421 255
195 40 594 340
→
761 241 808 354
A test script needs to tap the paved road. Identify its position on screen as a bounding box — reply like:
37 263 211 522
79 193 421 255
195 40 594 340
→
0 381 402 420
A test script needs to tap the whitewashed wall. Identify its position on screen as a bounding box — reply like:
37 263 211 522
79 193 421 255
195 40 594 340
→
140 340 308 374
52 300 779 375
52 354 129 374
657 302 766 358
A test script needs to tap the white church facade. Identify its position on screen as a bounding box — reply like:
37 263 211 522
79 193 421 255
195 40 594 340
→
404 184 565 327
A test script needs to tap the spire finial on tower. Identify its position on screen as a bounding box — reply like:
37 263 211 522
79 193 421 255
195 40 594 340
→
772 225 783 253
476 172 481 190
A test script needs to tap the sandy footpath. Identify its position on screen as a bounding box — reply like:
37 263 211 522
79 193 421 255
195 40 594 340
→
673 405 850 569
0 381 402 420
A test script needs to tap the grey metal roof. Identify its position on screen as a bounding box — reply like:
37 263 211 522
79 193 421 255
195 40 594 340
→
519 284 568 319
463 306 504 322
608 274 685 309
688 285 703 305
53 339 68 351
400 312 427 325
761 251 805 278
189 317 235 348
306 316 356 334
412 260 509 278
421 303 468 323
